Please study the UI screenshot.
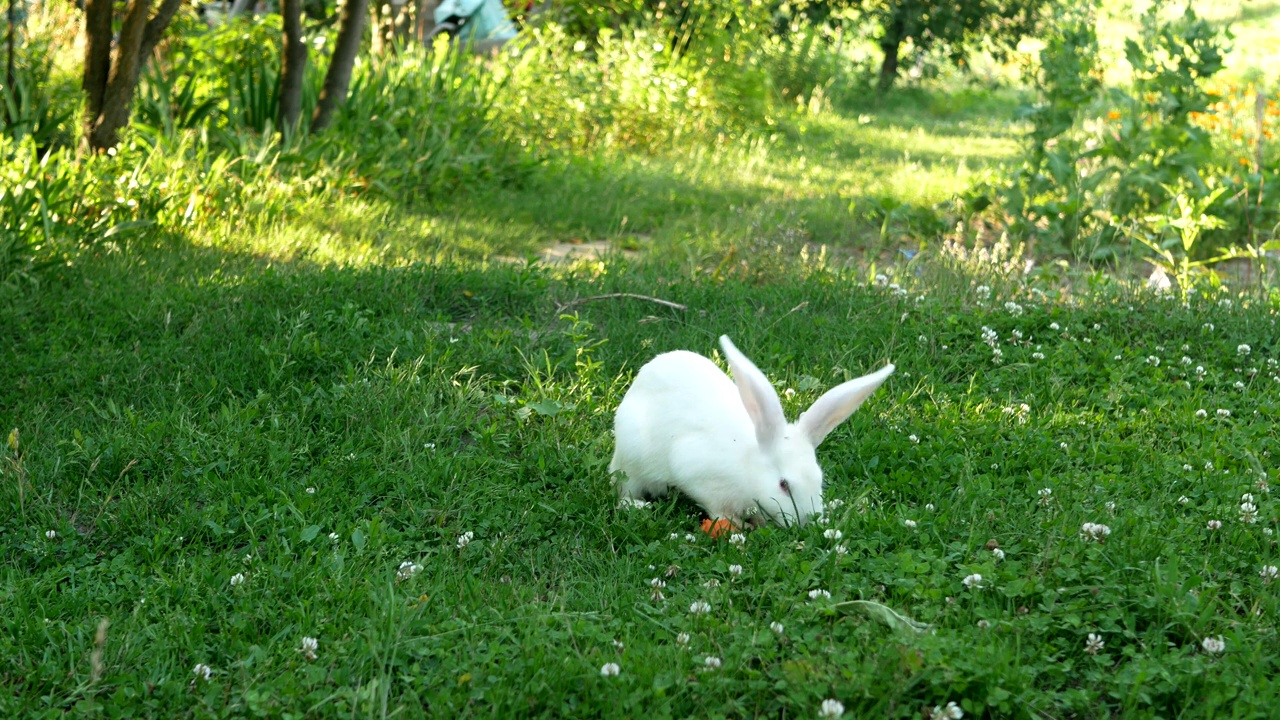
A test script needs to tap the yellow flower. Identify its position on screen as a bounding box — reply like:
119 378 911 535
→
1107 111 1122 120
1239 157 1251 166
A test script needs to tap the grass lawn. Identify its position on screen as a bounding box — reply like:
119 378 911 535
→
4 218 1280 716
4 9 1280 710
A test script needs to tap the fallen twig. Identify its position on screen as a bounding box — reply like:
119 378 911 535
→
556 293 688 313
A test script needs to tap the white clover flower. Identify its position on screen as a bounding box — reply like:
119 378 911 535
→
1195 409 1208 418
991 347 1004 363
874 273 888 286
1216 409 1231 418
1235 380 1246 390
1183 464 1193 471
1195 366 1206 376
925 503 935 512
1203 323 1214 331
1179 496 1190 504
981 327 998 345
650 578 666 589
689 600 711 615
1032 352 1045 360
1238 344 1252 356
396 561 423 581
824 529 843 541
1004 301 1024 316
728 533 746 546
783 387 796 398
45 530 58 540
670 533 680 540
992 548 1005 561
1011 329 1024 341
1201 636 1226 654
676 632 690 645
1080 523 1111 542
305 487 316 495
1146 356 1160 366
1037 488 1053 505
1243 493 1256 503
299 636 318 661
975 285 991 299
1049 322 1061 331
600 662 620 677
929 701 965 720
1261 565 1279 583
1084 633 1105 655
827 498 845 509
769 621 784 634
834 544 849 556
192 663 213 681
1207 519 1222 530
1241 503 1259 524
819 699 845 718
904 519 918 529
703 656 722 669
328 532 339 542
1205 461 1215 471
685 533 697 542
229 573 246 587
1181 356 1192 365
962 573 983 589
1059 442 1068 450
456 531 475 549
808 589 832 600
908 434 920 444
728 564 743 577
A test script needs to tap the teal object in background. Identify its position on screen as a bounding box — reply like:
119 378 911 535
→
434 0 517 41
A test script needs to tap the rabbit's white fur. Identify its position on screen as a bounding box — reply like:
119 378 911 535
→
610 336 894 527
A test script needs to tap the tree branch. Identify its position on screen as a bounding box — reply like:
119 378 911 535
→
139 0 186 64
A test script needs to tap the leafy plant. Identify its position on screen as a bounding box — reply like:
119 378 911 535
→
1129 185 1229 298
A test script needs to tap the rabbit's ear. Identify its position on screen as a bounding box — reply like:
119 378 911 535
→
797 364 895 447
719 336 786 447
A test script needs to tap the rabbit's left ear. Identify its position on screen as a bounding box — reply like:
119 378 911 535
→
797 364 895 447
719 336 786 448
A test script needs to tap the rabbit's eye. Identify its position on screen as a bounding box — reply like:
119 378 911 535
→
779 479 791 495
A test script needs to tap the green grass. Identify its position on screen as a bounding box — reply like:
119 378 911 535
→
210 86 1023 270
3 233 1280 717
5 5 1280 716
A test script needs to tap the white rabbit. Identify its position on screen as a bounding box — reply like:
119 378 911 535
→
610 335 894 527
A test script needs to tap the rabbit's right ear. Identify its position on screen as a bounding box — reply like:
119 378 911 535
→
719 336 786 447
797 363 894 447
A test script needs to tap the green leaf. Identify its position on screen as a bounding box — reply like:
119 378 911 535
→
300 525 321 542
833 600 931 634
527 399 565 417
351 528 366 551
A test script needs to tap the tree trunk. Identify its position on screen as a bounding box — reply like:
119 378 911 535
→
5 0 16 120
82 0 114 128
82 0 185 151
876 8 907 92
278 0 307 132
88 0 152 151
140 0 186 62
311 0 367 132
